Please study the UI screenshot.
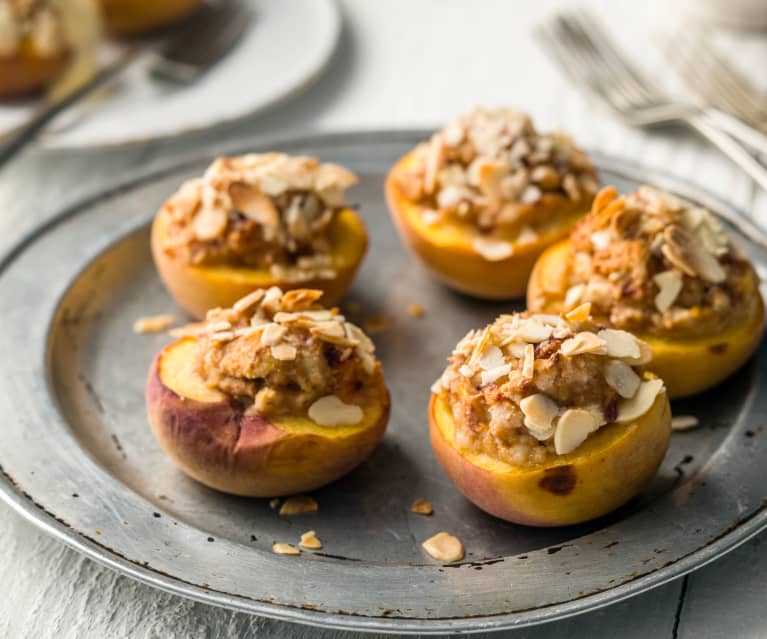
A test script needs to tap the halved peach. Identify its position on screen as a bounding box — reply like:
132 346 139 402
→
146 338 390 496
429 390 671 526
0 40 70 98
385 150 591 299
528 239 766 398
99 0 202 36
151 208 368 320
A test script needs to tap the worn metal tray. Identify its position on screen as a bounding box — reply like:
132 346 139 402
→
1 131 766 635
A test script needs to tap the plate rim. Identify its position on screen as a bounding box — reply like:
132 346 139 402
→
1 128 766 635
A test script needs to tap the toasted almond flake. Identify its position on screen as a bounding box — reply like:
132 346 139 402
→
310 321 346 340
271 343 297 361
481 364 511 386
560 331 605 356
516 225 539 245
430 379 443 394
520 393 559 440
516 318 553 343
672 415 700 431
168 321 205 338
662 224 726 283
411 498 434 516
261 323 287 346
228 182 279 226
653 270 683 313
133 314 175 334
617 379 665 422
598 329 641 360
565 302 592 323
279 496 318 516
604 360 641 398
520 184 542 204
407 303 425 318
422 532 464 563
459 364 475 378
522 344 535 379
478 345 505 371
554 408 598 455
308 395 363 426
564 284 585 309
299 530 323 549
272 543 300 556
269 498 280 509
193 206 228 240
362 315 391 335
590 230 612 251
422 209 441 225
210 331 235 342
472 237 514 261
233 289 265 312
209 320 232 332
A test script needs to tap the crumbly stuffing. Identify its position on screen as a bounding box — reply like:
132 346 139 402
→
194 287 381 420
537 185 758 337
395 107 598 241
158 154 358 278
432 308 664 466
0 0 68 58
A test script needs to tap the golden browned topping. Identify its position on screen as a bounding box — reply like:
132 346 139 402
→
422 532 464 562
545 186 758 337
396 107 597 241
433 308 665 465
195 287 381 421
0 0 69 57
158 154 358 277
279 495 318 516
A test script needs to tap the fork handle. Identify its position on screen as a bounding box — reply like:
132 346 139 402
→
703 109 767 159
687 115 767 193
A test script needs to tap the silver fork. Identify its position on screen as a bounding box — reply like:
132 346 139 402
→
537 9 767 192
665 26 767 143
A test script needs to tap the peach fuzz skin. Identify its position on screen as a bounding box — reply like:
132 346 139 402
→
0 42 70 98
429 391 671 527
99 0 203 36
527 239 766 398
146 338 390 497
384 150 592 300
151 207 368 320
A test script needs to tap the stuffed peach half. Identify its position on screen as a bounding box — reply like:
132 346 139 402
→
429 308 671 526
0 1 72 97
151 153 367 319
99 0 202 37
385 107 598 299
528 186 765 398
146 287 390 497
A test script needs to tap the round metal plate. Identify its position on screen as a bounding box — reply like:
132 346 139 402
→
0 131 766 635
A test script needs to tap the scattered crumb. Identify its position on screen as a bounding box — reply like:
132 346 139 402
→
269 498 281 510
343 301 361 314
133 314 175 334
95 530 102 536
273 543 301 556
299 530 323 550
422 532 464 562
279 496 318 516
363 315 391 334
411 498 433 516
671 415 700 431
168 321 206 338
407 303 425 318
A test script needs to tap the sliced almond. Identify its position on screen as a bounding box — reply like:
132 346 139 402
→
133 314 175 334
604 360 641 398
422 532 464 563
459 364 475 378
662 224 726 283
271 343 297 361
598 329 640 360
560 331 605 356
522 343 535 379
272 543 300 556
515 318 553 343
590 230 612 251
299 530 323 550
228 182 279 226
592 186 618 214
616 379 665 422
472 236 514 261
671 415 700 431
411 498 434 516
233 289 265 312
471 158 510 201
308 395 363 426
310 321 346 340
279 496 318 516
261 323 287 346
210 331 235 342
653 270 683 313
565 302 591 323
480 363 511 386
478 345 505 371
520 393 559 440
554 408 598 455
564 284 585 309
193 206 227 240
516 226 539 245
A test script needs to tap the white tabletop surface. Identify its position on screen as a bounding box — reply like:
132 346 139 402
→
1 1 767 637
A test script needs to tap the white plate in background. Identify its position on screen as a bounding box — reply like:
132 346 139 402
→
0 0 341 148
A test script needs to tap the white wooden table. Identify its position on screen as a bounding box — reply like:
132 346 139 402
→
1 1 766 636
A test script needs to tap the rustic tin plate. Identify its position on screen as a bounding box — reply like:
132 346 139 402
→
0 131 766 635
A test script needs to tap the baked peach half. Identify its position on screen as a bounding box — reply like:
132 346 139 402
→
429 308 671 526
99 0 202 37
527 186 765 398
146 287 390 496
151 153 367 319
385 107 598 299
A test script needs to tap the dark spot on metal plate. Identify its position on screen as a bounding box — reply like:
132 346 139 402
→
153 512 161 518
708 342 728 354
547 546 564 555
604 541 619 549
207 537 214 542
539 465 576 495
